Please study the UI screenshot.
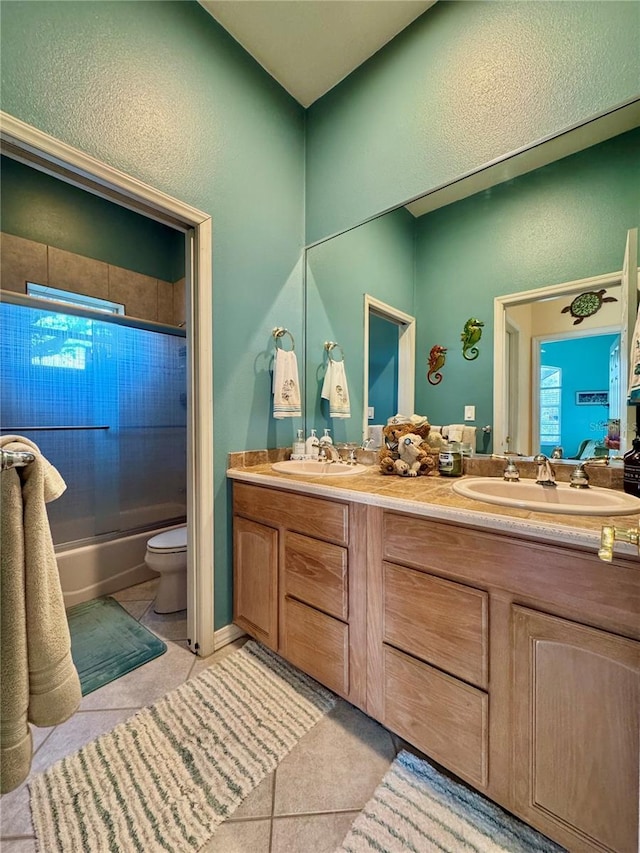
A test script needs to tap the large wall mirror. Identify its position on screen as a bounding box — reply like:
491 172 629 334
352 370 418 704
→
304 100 640 455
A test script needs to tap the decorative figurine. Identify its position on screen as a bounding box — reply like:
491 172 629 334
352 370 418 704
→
427 345 447 385
561 289 617 325
461 318 484 360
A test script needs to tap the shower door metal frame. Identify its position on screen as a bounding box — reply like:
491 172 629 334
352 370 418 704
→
0 111 216 657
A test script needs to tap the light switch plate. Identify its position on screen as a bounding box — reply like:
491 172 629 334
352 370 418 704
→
368 406 374 419
464 405 475 421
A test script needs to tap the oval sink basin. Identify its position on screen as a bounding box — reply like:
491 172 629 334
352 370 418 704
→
452 477 640 516
271 460 368 477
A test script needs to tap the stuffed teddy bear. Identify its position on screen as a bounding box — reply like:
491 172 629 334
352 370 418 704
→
378 421 436 476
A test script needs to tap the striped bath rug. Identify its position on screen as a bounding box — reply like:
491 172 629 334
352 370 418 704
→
30 640 335 852
337 750 565 853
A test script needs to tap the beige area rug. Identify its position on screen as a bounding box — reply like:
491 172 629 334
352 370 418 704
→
336 750 565 853
30 640 336 852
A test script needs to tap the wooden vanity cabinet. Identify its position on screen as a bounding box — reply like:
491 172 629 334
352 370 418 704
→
512 606 639 853
233 477 639 852
368 507 640 853
232 482 366 707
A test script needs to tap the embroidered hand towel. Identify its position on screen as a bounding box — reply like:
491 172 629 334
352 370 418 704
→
272 349 301 418
321 359 350 418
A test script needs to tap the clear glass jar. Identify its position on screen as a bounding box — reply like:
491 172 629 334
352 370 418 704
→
439 442 463 477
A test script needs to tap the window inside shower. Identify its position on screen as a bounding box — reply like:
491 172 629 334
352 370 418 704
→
0 298 187 546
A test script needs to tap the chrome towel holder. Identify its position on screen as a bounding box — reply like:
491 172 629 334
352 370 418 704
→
324 341 344 362
1 448 36 471
272 327 295 351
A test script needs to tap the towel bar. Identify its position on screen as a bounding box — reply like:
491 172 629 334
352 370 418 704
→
1 448 36 471
324 341 345 362
0 425 110 431
272 327 295 351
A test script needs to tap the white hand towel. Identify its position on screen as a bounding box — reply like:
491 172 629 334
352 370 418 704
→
272 349 301 418
628 304 640 404
321 359 350 418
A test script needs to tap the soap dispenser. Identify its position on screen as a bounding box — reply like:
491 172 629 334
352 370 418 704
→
623 435 640 496
305 428 319 459
322 428 333 445
292 429 305 460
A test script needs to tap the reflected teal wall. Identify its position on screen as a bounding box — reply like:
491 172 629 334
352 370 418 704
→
306 207 414 444
0 0 305 629
1 156 184 281
369 314 399 426
414 129 640 446
306 1 640 243
541 336 616 457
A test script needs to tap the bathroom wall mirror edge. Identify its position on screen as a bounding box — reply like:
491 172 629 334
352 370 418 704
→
305 101 639 453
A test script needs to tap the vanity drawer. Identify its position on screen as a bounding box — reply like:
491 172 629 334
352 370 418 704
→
234 482 348 545
284 531 348 621
281 597 349 696
383 562 488 689
383 645 488 788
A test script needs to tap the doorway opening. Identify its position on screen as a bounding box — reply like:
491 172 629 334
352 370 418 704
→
363 295 415 444
0 112 215 656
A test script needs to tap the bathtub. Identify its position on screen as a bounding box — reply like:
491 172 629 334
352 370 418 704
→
56 506 185 607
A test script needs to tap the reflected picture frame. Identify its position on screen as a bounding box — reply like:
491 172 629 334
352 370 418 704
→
575 390 608 406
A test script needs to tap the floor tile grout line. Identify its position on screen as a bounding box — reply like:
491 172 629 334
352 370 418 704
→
269 766 277 853
271 808 364 820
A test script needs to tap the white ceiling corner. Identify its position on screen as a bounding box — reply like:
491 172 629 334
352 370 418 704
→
199 0 436 107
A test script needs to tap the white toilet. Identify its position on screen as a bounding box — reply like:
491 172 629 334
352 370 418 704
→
145 525 187 614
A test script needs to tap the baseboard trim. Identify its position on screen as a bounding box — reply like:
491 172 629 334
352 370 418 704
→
213 622 246 651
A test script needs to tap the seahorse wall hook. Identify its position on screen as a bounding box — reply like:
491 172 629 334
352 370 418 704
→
461 318 484 361
427 345 447 385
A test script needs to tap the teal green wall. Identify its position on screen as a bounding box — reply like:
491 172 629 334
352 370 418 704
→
306 1 640 243
305 207 415 444
414 128 640 445
541 336 616 458
1 156 184 281
0 0 305 629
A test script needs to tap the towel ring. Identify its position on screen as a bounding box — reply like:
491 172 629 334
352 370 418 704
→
272 327 295 351
324 341 344 362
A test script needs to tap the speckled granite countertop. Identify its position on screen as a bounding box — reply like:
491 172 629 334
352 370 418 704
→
227 460 640 558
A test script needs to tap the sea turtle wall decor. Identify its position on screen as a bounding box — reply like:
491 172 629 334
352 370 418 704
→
461 318 484 361
561 289 617 325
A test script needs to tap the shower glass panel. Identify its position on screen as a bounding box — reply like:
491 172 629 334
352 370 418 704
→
0 300 186 546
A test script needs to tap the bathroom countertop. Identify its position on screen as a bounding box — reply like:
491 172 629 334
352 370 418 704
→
227 462 640 559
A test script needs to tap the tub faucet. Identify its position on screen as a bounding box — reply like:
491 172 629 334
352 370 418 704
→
533 453 556 487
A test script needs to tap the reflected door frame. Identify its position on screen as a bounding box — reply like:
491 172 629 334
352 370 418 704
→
363 294 415 443
0 111 215 657
494 269 628 456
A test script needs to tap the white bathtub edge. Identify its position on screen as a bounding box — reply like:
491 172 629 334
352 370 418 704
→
57 526 182 608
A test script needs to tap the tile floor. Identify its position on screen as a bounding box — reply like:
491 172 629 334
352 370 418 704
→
0 578 398 853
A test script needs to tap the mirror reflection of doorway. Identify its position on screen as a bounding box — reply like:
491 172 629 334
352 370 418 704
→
368 313 399 425
534 332 619 458
363 294 416 444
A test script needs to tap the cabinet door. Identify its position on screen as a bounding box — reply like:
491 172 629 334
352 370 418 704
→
233 517 278 651
513 606 639 853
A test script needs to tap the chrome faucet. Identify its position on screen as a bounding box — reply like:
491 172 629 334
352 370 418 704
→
533 453 556 487
569 456 609 489
318 439 341 462
490 454 520 481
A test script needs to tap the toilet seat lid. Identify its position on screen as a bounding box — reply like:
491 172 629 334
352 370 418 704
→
147 526 187 553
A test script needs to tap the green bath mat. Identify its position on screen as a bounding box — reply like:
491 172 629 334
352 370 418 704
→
67 596 167 696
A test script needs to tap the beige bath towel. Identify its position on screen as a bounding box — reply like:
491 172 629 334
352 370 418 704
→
1 436 81 794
